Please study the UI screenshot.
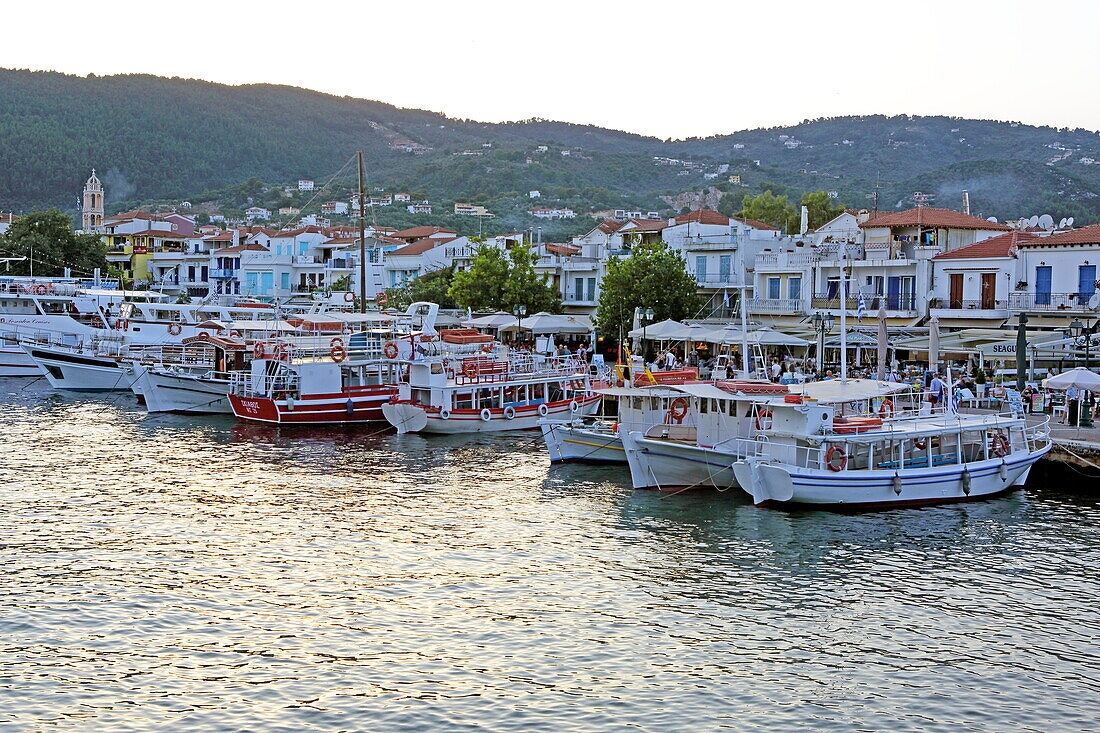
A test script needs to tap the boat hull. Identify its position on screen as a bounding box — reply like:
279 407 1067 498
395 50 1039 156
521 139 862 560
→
228 386 399 424
0 346 43 377
22 345 135 391
737 445 1051 509
138 368 233 414
620 430 740 491
539 420 625 463
384 395 601 434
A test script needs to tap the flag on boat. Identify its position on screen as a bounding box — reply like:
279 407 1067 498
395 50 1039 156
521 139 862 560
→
723 288 730 308
857 292 866 322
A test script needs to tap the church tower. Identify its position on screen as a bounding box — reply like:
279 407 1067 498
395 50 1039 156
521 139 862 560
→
82 169 104 232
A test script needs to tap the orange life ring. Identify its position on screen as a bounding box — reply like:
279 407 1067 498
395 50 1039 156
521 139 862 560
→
991 432 1009 457
755 409 773 431
91 316 105 329
481 343 494 353
878 398 895 419
667 396 689 424
376 292 388 305
253 341 268 359
229 330 242 338
330 337 345 349
914 437 928 450
344 291 355 303
331 345 347 362
34 284 48 295
383 341 399 359
116 318 129 331
826 445 847 472
167 322 183 336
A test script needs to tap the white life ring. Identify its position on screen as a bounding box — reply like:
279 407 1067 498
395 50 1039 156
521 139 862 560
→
167 322 183 336
569 400 580 413
538 403 549 417
439 409 451 420
344 291 355 303
383 341 399 359
503 405 516 420
480 408 492 422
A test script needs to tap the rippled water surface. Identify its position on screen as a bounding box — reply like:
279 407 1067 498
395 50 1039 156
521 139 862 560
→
1 380 1099 732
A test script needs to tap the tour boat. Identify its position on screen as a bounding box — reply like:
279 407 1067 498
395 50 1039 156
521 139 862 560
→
381 329 600 434
131 333 251 413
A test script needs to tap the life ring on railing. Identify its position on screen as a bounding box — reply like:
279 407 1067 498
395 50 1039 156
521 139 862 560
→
538 403 549 417
330 337 344 348
755 409 773 431
167 323 183 336
569 400 580 413
503 405 516 420
666 396 689 424
914 437 928 450
375 292 388 305
34 284 48 295
991 432 1009 458
91 316 105 329
480 408 492 422
462 360 478 378
229 330 241 338
383 341 399 359
826 445 847 472
116 318 129 331
330 345 347 362
344 291 355 303
612 422 619 433
439 409 451 420
878 398 895 419
481 343 494 353
253 341 268 359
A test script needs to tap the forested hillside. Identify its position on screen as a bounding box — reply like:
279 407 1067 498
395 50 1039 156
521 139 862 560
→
2 68 1099 224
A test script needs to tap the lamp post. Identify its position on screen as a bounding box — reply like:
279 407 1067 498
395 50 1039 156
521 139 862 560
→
513 304 527 346
810 311 835 379
1070 318 1093 427
641 307 654 367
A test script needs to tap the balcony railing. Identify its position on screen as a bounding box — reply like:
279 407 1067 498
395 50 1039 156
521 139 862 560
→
209 268 236 278
751 297 805 314
930 298 1009 311
812 294 917 311
683 235 739 251
292 255 317 265
1008 292 1099 312
755 251 820 268
692 273 745 287
562 258 600 272
562 290 597 304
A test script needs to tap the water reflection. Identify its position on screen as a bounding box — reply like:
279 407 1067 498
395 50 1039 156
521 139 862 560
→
0 379 1097 732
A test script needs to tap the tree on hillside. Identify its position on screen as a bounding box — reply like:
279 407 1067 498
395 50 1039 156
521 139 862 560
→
449 245 560 312
0 209 107 277
385 267 457 309
739 190 797 232
800 190 845 230
595 242 701 338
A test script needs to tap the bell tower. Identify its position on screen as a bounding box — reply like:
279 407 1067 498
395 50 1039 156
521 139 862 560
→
82 169 104 232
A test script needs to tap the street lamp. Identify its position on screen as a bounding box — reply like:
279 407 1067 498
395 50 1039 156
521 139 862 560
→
810 311 835 378
641 307 654 366
513 305 527 346
1070 318 1093 427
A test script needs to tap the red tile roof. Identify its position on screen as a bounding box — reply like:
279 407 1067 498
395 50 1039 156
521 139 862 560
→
622 218 668 232
105 210 163 222
214 243 269 254
933 231 1037 259
546 244 581 255
594 221 622 235
390 236 458 256
860 207 1011 231
391 225 457 240
274 226 325 237
1017 223 1100 247
127 228 188 239
672 209 729 226
733 216 779 231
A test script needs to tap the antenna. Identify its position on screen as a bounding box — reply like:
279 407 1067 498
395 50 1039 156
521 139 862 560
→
911 191 933 208
1038 214 1054 230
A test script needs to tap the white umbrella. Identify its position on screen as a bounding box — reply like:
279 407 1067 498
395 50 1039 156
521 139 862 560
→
929 316 941 373
1043 367 1100 392
463 311 515 329
876 304 888 380
627 318 687 339
516 312 594 334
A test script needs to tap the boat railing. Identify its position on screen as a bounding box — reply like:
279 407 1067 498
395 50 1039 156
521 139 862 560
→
228 370 301 397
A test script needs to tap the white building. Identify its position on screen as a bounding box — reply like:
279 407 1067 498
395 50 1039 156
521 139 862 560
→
298 179 315 191
529 190 541 199
245 206 271 221
407 202 432 215
530 207 576 220
321 201 349 216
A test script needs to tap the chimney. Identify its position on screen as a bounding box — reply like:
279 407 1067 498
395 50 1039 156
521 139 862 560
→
961 190 971 216
799 205 809 235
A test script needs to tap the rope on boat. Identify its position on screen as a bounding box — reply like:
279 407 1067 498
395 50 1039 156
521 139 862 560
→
1051 440 1100 473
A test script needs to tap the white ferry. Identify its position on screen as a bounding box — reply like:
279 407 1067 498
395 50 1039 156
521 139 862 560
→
381 329 600 434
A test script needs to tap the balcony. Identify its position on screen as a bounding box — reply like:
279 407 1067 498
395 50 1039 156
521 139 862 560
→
811 294 918 313
755 251 820 269
751 297 805 315
692 272 746 288
324 258 356 270
292 255 317 266
562 257 600 272
209 268 237 278
562 289 597 305
1008 292 1099 313
682 235 739 251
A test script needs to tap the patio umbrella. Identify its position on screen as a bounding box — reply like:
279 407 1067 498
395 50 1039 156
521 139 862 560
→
876 303 888 380
626 319 687 339
463 311 515 329
1043 367 1100 392
929 316 941 374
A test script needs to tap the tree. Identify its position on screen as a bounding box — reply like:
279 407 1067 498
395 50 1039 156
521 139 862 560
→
0 209 107 277
716 192 740 217
739 190 797 232
386 267 457 309
595 241 701 338
800 190 844 230
449 245 560 312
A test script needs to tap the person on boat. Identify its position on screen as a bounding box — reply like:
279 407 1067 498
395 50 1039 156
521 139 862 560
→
929 372 947 407
770 360 782 383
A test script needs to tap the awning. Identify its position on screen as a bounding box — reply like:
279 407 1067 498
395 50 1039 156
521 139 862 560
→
790 378 911 403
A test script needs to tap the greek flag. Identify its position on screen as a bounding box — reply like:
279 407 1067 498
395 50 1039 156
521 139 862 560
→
857 292 866 322
723 288 730 308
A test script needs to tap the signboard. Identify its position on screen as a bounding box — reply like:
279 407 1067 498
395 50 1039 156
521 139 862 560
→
976 340 1016 358
133 245 148 255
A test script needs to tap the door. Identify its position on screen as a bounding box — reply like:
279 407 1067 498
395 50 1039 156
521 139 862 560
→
695 256 707 281
886 276 901 310
788 276 802 301
980 272 996 309
1078 265 1096 302
719 255 731 283
1036 266 1052 305
768 277 781 300
949 273 963 309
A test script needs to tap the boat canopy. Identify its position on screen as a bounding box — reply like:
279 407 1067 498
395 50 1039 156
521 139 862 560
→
664 383 749 401
790 378 911 403
594 386 682 398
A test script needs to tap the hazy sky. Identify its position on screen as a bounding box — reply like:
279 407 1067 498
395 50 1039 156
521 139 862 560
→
5 0 1098 139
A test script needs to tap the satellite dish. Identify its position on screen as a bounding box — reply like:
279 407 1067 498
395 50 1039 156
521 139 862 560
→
1067 217 1075 228
987 216 999 223
1038 214 1054 230
1060 218 1068 228
1028 215 1040 228
1090 292 1100 310
1017 217 1029 228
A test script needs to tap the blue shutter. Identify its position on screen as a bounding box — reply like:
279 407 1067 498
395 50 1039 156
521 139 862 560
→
1035 266 1052 305
1078 265 1096 300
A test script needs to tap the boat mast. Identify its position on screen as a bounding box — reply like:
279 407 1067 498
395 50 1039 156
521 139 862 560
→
357 150 367 314
739 283 750 378
840 252 848 384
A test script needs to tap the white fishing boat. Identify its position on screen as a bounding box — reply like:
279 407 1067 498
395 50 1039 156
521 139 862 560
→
131 333 250 413
539 385 680 463
381 329 600 434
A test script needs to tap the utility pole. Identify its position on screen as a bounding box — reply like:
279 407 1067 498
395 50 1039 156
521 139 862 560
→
357 151 367 314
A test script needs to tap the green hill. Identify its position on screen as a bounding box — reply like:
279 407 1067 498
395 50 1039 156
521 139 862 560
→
1 68 1099 226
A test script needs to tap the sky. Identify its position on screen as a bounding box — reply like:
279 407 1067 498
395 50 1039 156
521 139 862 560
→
3 0 1099 140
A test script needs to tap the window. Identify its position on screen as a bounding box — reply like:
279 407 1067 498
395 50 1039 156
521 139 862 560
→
586 277 596 302
695 256 707 280
281 273 290 290
719 255 731 282
788 276 801 300
768 277 781 299
1079 265 1096 301
574 277 584 300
